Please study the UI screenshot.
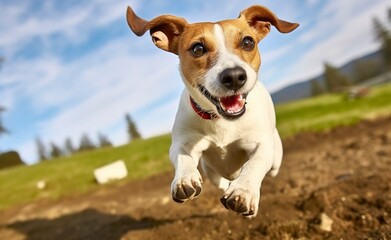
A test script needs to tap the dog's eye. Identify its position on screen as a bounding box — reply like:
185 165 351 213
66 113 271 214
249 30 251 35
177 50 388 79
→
241 36 255 51
190 43 206 57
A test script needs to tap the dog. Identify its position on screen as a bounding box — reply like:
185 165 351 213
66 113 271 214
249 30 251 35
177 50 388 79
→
126 5 298 217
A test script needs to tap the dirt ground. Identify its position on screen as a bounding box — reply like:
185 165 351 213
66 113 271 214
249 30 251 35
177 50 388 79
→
1 117 391 240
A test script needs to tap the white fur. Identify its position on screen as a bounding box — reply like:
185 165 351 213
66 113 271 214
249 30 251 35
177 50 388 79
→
205 25 257 97
169 24 283 217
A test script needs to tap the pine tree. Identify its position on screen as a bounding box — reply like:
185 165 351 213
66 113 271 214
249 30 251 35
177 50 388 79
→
78 133 96 152
0 106 9 137
0 106 9 153
324 63 351 92
125 113 142 142
64 137 75 155
50 142 63 159
310 80 325 96
35 137 47 161
98 133 112 148
373 15 391 68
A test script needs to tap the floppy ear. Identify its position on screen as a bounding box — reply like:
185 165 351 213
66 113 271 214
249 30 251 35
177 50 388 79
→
126 6 188 54
239 5 299 36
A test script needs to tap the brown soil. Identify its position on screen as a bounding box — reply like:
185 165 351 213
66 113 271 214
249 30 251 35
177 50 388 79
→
1 117 391 240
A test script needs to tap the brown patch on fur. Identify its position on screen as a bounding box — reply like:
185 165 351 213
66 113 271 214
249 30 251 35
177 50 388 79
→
126 6 188 54
178 23 218 87
239 5 299 34
219 20 262 72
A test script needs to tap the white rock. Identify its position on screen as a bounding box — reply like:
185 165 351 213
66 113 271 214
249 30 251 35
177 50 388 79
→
320 212 333 232
36 180 46 190
93 160 128 184
160 196 170 205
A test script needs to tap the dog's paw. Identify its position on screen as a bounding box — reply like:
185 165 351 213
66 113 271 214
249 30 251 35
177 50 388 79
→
269 167 280 177
171 172 203 203
220 187 259 217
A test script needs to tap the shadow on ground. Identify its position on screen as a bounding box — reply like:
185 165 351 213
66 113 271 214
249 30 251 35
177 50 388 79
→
5 208 213 240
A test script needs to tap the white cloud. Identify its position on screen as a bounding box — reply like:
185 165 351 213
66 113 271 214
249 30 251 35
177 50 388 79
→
307 0 320 6
0 0 185 163
269 0 389 92
37 42 181 142
263 45 292 63
0 0 134 56
137 97 180 137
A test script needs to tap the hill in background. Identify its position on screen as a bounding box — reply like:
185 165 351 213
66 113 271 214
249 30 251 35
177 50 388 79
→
271 50 388 103
0 151 25 170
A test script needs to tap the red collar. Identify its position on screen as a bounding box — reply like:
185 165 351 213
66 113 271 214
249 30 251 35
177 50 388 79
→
189 96 218 120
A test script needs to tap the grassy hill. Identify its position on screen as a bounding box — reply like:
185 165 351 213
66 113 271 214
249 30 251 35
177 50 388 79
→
0 135 172 209
276 82 391 138
1 83 391 210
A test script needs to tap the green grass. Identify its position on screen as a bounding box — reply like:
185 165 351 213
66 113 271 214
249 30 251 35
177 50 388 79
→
0 83 390 210
0 135 172 209
276 83 391 138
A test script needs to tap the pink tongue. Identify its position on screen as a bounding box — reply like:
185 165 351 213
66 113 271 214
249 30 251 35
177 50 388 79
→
220 95 243 112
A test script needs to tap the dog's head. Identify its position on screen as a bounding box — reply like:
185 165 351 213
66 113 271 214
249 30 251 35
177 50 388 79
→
127 5 298 120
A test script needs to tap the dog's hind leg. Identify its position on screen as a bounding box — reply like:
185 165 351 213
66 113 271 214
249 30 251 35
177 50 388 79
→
200 161 230 191
270 128 283 177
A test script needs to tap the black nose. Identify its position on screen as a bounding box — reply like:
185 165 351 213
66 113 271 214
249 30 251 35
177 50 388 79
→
219 67 247 91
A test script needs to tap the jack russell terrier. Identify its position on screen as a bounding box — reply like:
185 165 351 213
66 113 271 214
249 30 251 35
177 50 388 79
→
126 5 298 217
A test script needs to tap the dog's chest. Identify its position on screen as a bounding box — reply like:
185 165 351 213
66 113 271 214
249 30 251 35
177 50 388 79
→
202 140 252 179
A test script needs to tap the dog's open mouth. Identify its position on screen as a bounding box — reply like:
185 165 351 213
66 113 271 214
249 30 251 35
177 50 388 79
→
199 86 247 120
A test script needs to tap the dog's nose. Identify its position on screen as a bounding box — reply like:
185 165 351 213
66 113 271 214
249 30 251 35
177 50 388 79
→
219 67 247 91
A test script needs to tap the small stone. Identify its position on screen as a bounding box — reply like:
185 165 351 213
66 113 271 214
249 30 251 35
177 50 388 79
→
319 213 333 232
93 160 128 184
36 180 46 190
160 196 170 205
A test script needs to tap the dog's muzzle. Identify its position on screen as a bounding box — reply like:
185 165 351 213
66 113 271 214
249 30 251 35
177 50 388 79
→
199 86 247 120
197 66 250 120
219 67 247 92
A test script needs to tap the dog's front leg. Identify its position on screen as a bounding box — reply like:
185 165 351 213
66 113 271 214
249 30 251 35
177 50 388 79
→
169 141 205 203
220 140 275 217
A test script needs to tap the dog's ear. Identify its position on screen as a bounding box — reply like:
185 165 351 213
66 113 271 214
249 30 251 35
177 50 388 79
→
239 5 299 36
126 6 188 54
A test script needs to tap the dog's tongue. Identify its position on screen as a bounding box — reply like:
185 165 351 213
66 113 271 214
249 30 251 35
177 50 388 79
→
220 95 245 113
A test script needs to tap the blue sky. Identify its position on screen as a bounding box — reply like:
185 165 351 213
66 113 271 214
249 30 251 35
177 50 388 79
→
0 0 389 164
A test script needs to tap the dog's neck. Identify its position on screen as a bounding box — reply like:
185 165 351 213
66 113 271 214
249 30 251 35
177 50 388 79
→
189 95 218 120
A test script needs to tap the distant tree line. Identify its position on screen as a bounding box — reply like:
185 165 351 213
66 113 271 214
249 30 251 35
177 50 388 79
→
311 8 391 96
35 132 113 161
36 113 142 161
